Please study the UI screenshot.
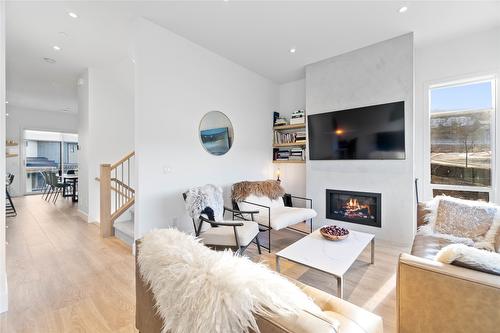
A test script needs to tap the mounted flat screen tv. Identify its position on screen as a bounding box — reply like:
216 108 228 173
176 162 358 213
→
308 101 405 160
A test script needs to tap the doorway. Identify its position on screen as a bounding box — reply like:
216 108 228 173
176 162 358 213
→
23 130 78 195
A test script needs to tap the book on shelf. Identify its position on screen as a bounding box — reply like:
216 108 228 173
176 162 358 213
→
290 117 305 125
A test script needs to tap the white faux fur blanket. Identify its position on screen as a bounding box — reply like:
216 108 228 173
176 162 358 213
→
138 229 322 333
435 243 500 276
185 184 224 222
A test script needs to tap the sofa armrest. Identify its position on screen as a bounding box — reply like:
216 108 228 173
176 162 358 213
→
397 253 500 333
298 283 383 333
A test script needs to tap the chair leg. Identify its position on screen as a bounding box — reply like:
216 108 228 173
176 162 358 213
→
255 234 262 255
42 185 48 199
53 188 60 204
46 187 53 201
268 228 271 253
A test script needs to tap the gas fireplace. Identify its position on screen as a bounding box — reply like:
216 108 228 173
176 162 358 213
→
326 189 381 228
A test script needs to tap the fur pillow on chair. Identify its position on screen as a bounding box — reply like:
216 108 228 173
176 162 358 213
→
138 229 329 333
435 243 500 276
232 180 285 202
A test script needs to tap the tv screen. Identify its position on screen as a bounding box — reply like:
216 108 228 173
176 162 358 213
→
308 101 405 160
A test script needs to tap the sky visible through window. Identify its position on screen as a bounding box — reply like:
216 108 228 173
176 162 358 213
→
431 81 493 113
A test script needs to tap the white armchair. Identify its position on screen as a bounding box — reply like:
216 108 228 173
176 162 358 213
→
232 181 317 252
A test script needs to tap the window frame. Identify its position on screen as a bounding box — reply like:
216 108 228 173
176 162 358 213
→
424 75 497 202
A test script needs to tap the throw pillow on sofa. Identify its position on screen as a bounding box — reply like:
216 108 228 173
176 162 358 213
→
421 196 500 251
436 243 500 276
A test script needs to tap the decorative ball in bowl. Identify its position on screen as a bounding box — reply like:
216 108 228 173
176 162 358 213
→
320 225 349 241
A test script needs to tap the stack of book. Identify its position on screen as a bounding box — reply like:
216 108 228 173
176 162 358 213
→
290 110 305 125
290 148 305 160
274 131 298 144
274 148 290 161
295 131 306 143
273 148 305 161
274 117 288 126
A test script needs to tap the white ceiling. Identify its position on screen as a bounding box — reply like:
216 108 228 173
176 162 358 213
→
6 1 500 113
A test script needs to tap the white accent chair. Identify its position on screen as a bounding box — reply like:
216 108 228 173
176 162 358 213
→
182 192 261 254
235 193 317 252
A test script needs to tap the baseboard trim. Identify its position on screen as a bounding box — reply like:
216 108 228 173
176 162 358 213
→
77 209 89 222
0 271 8 313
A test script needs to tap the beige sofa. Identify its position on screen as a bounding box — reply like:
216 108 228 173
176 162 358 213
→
397 204 500 333
136 240 383 333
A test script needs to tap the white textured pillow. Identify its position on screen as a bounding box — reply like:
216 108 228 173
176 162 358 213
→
435 243 500 276
138 229 335 333
421 196 500 251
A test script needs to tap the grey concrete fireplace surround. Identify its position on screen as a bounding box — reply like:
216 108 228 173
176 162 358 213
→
306 33 415 246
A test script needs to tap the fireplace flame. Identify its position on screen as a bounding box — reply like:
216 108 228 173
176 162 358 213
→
343 198 371 215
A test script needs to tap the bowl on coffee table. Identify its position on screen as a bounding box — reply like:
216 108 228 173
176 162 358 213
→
320 225 349 241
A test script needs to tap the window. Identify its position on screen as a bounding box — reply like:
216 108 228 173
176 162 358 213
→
429 78 495 201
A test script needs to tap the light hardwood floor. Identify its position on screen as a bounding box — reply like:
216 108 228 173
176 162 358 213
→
1 195 408 333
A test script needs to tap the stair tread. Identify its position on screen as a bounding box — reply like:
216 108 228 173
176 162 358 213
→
114 220 134 237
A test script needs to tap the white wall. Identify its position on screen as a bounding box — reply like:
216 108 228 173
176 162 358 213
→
5 106 78 197
0 0 7 313
87 59 134 223
306 33 415 245
133 18 278 237
77 70 90 216
278 79 306 197
415 26 500 202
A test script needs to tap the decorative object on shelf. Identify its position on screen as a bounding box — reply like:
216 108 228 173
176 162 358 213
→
6 139 19 158
199 111 234 156
273 112 288 126
290 109 305 125
276 168 281 182
320 225 350 241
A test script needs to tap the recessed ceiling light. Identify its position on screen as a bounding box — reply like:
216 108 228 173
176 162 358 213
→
5 101 8 104
43 57 56 64
53 45 61 51
399 6 408 13
68 12 78 18
5 113 9 117
289 48 296 54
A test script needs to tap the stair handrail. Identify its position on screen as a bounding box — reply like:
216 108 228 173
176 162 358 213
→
100 151 135 238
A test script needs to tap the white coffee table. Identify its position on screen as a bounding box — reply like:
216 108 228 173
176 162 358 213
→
275 229 375 299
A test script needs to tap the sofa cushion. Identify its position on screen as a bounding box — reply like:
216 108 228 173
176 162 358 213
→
411 234 456 260
238 194 317 230
323 311 364 333
200 221 259 247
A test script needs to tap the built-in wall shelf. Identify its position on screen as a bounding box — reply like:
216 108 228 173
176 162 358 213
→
273 118 307 163
273 123 305 131
272 160 305 164
6 153 18 158
6 142 18 147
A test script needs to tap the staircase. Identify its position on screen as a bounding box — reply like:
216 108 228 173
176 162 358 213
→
99 151 135 244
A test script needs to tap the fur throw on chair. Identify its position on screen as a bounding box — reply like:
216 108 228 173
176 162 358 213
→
232 180 285 202
185 184 224 222
138 229 322 333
